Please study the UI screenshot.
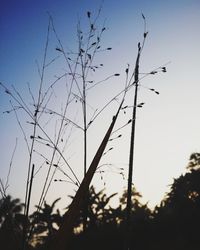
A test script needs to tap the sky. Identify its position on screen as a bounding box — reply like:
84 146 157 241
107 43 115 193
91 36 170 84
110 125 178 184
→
1 0 200 212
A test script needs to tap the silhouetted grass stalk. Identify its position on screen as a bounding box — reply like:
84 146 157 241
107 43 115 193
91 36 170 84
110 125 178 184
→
22 18 51 250
48 100 124 250
125 14 147 250
0 9 168 250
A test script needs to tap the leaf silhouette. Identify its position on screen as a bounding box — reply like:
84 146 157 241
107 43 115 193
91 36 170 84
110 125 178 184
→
144 32 148 38
55 47 62 52
142 13 145 19
87 11 91 18
87 54 92 60
5 89 11 95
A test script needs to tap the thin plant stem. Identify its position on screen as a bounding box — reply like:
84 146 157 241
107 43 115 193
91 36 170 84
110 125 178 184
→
5 137 18 190
22 18 51 250
22 164 35 250
125 14 147 250
125 56 140 250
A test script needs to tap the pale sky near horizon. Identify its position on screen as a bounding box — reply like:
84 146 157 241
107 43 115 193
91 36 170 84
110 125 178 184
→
1 0 200 212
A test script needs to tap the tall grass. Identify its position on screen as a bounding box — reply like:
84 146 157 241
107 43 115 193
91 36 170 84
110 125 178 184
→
0 9 167 250
1 8 123 247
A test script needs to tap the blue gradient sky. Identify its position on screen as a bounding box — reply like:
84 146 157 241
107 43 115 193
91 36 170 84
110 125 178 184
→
1 0 200 210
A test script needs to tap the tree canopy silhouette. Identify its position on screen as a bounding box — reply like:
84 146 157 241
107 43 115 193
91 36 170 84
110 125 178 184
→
1 153 200 250
154 152 200 250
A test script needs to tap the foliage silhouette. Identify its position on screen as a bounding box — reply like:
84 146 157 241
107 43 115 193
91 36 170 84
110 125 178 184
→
29 198 62 246
67 185 117 232
67 185 152 250
0 196 30 250
154 153 200 250
1 155 200 250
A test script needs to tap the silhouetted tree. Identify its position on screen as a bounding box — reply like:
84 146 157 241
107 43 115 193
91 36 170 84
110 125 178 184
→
0 195 27 250
68 185 122 250
67 185 117 232
29 198 62 246
5 152 200 250
154 153 200 250
68 185 153 250
118 187 153 250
